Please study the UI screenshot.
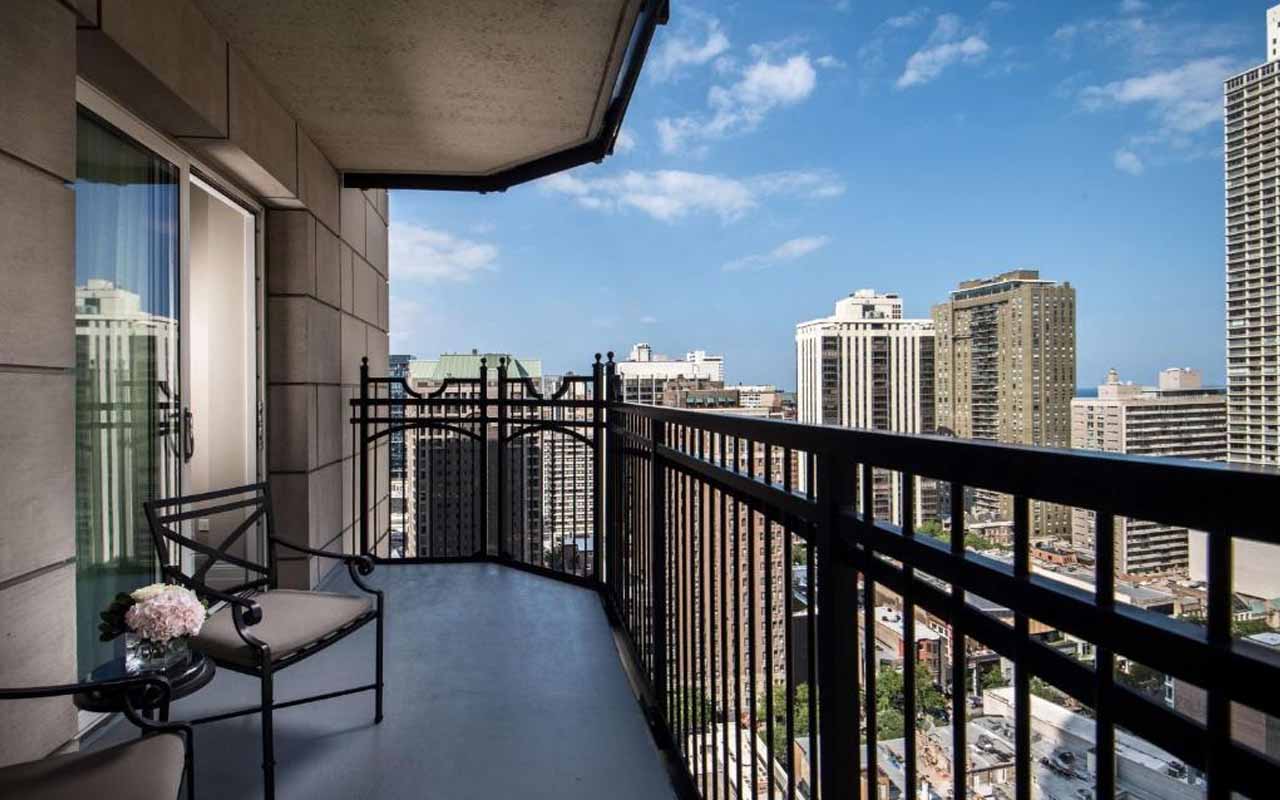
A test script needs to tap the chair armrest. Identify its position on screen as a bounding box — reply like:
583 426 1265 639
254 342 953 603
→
269 536 380 597
0 674 190 737
167 570 263 625
269 537 375 576
0 674 173 704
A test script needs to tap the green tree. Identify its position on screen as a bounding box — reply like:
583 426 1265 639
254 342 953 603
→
1234 618 1272 637
1116 661 1165 699
917 519 999 551
672 687 717 733
918 520 946 540
872 662 948 741
1029 677 1068 706
979 664 1008 691
757 682 812 761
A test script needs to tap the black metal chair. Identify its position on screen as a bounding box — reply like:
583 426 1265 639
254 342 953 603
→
143 482 384 800
0 673 195 799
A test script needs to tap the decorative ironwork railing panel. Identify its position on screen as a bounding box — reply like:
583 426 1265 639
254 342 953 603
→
350 356 605 582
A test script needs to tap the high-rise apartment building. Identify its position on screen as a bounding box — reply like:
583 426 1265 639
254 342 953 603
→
932 270 1076 537
796 290 937 525
1222 5 1280 600
1226 12 1280 467
616 343 725 405
404 354 544 559
1071 368 1227 575
388 354 415 479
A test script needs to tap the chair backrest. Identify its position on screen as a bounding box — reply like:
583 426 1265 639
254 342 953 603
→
143 482 276 594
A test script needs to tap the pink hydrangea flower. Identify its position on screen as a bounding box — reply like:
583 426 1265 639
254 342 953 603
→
124 586 207 642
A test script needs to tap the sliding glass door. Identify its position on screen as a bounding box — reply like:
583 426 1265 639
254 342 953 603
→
73 108 182 677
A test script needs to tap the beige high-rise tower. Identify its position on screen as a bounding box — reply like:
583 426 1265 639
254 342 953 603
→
1225 8 1280 468
1219 6 1280 600
932 270 1076 538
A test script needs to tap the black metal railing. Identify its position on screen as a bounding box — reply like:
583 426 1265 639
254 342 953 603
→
355 355 1280 800
350 355 604 582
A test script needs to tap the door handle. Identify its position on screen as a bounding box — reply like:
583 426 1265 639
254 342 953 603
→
183 408 195 463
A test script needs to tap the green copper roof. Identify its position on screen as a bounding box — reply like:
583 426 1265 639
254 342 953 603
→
408 353 541 381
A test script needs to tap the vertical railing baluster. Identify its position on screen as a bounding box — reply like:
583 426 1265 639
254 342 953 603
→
950 482 967 800
1093 510 1116 800
1013 494 1031 800
1206 528 1232 800
747 489 759 800
651 417 667 715
479 359 488 557
861 463 877 800
902 472 918 800
763 500 776 800
783 517 795 800
359 357 370 557
818 453 858 799
732 493 743 800
719 478 730 800
497 358 508 560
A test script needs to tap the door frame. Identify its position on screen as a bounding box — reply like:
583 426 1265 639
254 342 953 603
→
75 79 267 569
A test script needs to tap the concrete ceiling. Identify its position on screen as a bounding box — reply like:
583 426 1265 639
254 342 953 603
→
195 0 642 180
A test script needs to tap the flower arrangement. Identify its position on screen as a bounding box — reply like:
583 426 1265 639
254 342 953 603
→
100 583 207 672
99 583 207 643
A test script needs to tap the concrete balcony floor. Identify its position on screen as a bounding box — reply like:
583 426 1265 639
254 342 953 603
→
90 563 675 799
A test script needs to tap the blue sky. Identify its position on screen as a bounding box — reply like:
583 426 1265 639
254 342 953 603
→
389 0 1268 388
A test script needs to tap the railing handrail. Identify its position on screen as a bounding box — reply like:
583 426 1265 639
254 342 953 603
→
610 401 1280 545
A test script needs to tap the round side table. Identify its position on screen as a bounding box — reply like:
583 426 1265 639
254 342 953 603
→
74 649 216 721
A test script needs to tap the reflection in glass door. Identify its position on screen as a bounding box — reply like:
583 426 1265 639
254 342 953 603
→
73 108 181 677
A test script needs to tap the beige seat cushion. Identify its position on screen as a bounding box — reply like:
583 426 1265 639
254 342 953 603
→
0 732 184 800
194 589 373 667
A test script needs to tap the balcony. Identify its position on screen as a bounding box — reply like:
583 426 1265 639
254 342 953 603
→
152 356 1269 800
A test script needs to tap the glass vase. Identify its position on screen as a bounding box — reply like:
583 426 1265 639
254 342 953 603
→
124 634 190 673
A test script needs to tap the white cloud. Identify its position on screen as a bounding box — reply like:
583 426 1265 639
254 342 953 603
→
538 168 844 223
987 0 1013 12
658 50 830 154
815 54 846 69
896 15 990 89
1079 56 1236 135
649 13 730 82
1113 149 1145 175
614 128 637 153
1051 10 1243 63
1119 0 1148 13
887 9 930 29
722 236 832 272
640 315 658 324
389 223 498 283
750 170 847 198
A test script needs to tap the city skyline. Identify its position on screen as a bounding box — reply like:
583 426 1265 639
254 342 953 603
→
387 1 1271 388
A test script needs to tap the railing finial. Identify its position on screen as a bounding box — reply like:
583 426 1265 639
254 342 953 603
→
594 352 602 364
606 351 615 364
480 356 488 367
361 356 369 366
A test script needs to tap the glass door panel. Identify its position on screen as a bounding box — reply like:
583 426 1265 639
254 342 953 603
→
73 108 181 677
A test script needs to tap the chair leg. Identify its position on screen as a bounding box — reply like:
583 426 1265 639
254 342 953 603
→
375 599 385 724
261 669 275 800
185 729 196 800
